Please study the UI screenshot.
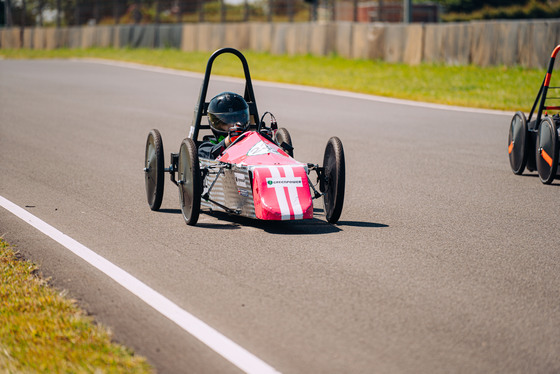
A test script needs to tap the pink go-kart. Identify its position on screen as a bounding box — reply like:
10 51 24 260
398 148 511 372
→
144 48 345 226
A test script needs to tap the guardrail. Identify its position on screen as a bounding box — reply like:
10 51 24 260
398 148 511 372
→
1 20 559 69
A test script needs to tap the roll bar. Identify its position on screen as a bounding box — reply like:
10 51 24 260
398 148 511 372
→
528 44 560 124
189 48 260 141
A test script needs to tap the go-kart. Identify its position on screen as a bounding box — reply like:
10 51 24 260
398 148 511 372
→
508 44 560 184
143 48 345 226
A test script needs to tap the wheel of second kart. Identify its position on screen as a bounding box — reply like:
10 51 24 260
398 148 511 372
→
144 129 165 211
322 137 345 224
275 127 294 157
177 138 202 225
508 111 528 175
536 117 559 184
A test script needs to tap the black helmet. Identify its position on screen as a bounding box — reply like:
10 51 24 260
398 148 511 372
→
207 92 250 138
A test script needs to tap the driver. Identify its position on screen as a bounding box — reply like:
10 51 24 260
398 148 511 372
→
198 92 250 159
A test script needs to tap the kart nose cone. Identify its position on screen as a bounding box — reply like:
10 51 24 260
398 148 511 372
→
252 166 313 221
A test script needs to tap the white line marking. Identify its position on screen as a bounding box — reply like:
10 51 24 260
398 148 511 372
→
76 58 513 117
0 195 280 374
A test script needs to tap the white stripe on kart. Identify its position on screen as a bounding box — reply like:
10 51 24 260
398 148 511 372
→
0 195 280 374
283 166 303 220
268 167 291 220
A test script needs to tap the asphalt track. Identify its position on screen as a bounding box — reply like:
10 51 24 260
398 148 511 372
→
1 59 559 374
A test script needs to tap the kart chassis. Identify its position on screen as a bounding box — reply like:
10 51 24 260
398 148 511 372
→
508 44 560 184
144 48 344 225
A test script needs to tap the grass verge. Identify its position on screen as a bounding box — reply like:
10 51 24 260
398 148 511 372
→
0 47 548 112
0 237 153 373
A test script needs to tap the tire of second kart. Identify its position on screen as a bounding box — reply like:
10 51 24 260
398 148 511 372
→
536 117 560 184
508 111 528 175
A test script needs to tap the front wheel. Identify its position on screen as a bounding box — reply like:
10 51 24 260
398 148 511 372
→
536 117 559 184
178 138 201 225
275 127 294 157
322 137 345 224
144 129 165 211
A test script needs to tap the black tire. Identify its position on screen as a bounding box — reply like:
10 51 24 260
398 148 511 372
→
322 137 345 224
275 127 294 157
536 117 559 184
144 129 165 211
178 138 201 225
508 111 528 175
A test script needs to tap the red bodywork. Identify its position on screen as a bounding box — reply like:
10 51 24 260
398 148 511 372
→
218 131 313 220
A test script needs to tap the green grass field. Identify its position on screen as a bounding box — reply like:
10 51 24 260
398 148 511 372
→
0 47 548 112
0 238 153 373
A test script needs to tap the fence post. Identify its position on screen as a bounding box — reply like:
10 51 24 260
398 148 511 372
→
113 0 119 24
175 0 182 23
288 0 294 22
198 0 205 22
4 0 13 27
94 0 100 24
133 0 142 24
75 0 80 25
20 0 26 45
155 0 160 23
403 0 411 23
243 0 249 22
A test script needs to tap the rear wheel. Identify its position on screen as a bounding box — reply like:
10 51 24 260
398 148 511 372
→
536 117 559 184
275 128 293 157
508 111 528 175
144 129 165 211
322 137 345 224
178 138 201 225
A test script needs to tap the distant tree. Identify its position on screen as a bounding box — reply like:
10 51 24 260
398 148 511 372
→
433 0 533 13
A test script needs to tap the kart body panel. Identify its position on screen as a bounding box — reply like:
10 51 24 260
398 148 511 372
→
201 131 313 221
